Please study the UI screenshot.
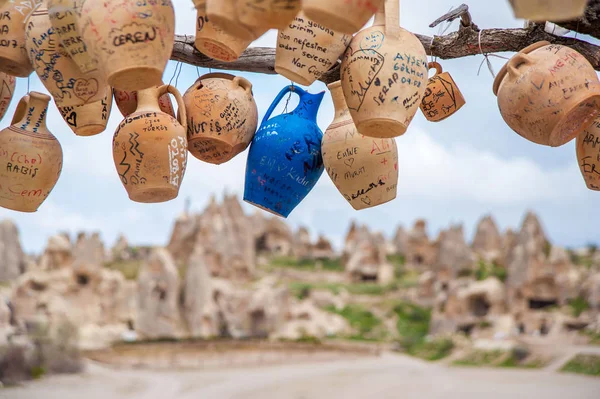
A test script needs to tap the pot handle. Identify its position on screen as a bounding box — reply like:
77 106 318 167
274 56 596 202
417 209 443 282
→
428 61 443 77
507 53 534 79
261 85 307 125
11 95 30 125
384 0 400 36
160 85 187 131
233 76 253 95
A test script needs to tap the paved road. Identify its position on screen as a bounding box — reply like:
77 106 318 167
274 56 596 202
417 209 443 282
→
3 353 600 399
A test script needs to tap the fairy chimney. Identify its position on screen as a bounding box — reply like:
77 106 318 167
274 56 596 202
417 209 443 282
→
0 220 26 281
472 215 503 262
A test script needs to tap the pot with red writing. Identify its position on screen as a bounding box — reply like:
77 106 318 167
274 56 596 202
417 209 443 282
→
419 62 466 122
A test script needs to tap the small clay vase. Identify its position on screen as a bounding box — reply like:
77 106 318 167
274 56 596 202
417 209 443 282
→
0 0 39 76
206 0 267 41
0 71 16 122
322 81 398 210
508 0 588 21
79 0 175 91
493 41 600 147
275 12 351 86
341 0 428 138
184 73 258 165
0 92 63 212
25 2 108 107
576 120 600 191
419 62 466 122
113 87 175 118
195 3 253 62
237 0 301 31
48 0 98 74
58 89 112 136
112 85 188 203
303 0 383 34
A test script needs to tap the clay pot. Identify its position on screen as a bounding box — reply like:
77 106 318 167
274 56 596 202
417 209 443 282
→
58 90 112 136
244 85 325 218
493 41 600 147
25 2 108 107
47 0 98 74
576 120 600 191
194 3 252 62
509 0 588 21
206 0 267 41
322 81 398 210
0 71 16 122
79 0 175 91
0 92 63 212
183 73 258 165
112 85 188 203
237 0 301 31
0 0 39 77
303 0 383 34
275 12 351 86
113 87 175 118
419 62 466 122
341 0 428 138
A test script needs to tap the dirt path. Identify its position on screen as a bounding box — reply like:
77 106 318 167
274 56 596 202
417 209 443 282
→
3 353 599 399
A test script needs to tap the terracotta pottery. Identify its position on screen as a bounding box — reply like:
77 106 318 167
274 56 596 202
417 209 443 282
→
244 85 325 218
183 73 258 165
58 89 112 136
508 0 588 21
25 2 107 107
0 92 63 212
576 120 600 191
303 0 383 34
0 71 16 122
237 0 301 31
493 41 600 147
47 0 98 74
194 4 253 62
419 62 466 122
0 0 40 77
206 0 267 41
112 84 188 203
79 0 175 91
113 87 175 118
322 81 398 210
341 0 428 138
275 12 351 86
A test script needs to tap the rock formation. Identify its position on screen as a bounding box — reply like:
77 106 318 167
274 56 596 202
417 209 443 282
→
38 235 73 271
272 300 350 340
393 226 408 255
405 219 437 267
110 235 130 262
311 235 336 260
293 226 312 259
434 224 475 278
472 215 503 262
0 220 26 281
343 225 394 285
72 232 106 270
255 217 294 257
182 246 214 338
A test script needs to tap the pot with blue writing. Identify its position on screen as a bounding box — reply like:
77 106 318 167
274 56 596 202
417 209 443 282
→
244 85 325 218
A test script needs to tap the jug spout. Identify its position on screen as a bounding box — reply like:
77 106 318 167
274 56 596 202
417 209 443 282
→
294 89 325 122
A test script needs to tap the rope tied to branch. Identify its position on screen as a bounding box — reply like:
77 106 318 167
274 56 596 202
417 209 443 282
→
477 29 509 77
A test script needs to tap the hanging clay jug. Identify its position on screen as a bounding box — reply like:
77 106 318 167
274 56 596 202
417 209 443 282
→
0 0 40 77
303 0 383 34
58 90 112 136
419 62 466 122
79 0 175 91
244 85 325 218
508 0 588 22
237 0 301 31
113 87 175 118
112 84 188 203
183 73 258 165
493 41 600 147
195 4 253 62
206 0 267 41
576 120 600 191
0 71 16 122
0 92 63 212
275 12 351 86
25 2 107 107
47 0 98 74
323 81 398 210
341 0 428 138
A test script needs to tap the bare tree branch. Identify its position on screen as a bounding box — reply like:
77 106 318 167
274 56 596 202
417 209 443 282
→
429 4 473 29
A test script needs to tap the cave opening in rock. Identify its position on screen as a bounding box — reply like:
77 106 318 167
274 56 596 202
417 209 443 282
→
360 274 378 283
528 298 557 310
76 274 89 286
468 295 491 317
255 234 268 253
457 323 475 336
250 309 268 338
414 254 424 265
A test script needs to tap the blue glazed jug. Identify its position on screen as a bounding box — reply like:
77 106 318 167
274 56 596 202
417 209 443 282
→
244 85 325 218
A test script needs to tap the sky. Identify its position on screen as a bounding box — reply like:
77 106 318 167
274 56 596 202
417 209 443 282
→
0 0 598 254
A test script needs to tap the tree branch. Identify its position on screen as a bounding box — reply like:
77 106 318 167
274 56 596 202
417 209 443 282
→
553 0 600 40
172 24 600 85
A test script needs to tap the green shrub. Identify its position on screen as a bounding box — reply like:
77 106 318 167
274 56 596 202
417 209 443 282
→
105 260 143 280
561 354 600 377
326 305 382 337
568 296 590 317
407 338 454 361
269 257 344 272
475 261 507 282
